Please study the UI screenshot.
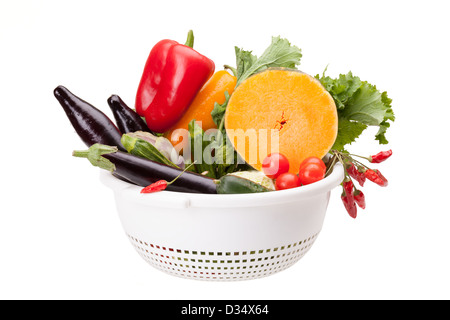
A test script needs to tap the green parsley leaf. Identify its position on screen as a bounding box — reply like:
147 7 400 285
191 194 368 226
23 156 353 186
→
341 81 387 126
188 119 247 179
375 91 395 144
316 71 395 150
188 119 216 178
235 47 257 80
332 117 367 151
211 91 231 130
319 71 362 109
236 36 302 86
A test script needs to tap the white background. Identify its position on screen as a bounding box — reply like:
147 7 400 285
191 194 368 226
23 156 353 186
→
1 0 449 300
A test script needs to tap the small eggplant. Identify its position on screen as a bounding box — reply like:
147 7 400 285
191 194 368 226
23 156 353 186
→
107 95 153 134
54 86 126 151
73 144 218 194
73 144 275 195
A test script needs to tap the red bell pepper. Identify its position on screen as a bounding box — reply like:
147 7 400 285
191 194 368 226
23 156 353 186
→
135 31 215 133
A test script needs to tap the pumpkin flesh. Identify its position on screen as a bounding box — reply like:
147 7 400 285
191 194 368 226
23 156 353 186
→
225 69 338 174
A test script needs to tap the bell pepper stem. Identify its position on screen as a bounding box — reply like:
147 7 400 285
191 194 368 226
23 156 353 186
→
185 30 194 48
224 65 237 77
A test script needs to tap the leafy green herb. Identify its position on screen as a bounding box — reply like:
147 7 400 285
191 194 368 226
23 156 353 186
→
234 47 257 80
318 70 362 110
211 91 231 131
332 117 367 151
236 36 302 86
316 71 395 150
188 120 216 178
188 118 248 179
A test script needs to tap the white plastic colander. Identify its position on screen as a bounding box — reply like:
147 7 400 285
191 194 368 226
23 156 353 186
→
100 162 344 281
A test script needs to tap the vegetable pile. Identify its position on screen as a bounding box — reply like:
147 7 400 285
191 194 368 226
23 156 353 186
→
56 30 394 219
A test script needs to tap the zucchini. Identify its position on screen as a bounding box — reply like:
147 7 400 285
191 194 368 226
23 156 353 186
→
216 171 274 194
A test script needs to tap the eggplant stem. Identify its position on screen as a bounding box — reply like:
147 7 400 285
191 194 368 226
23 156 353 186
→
72 143 118 172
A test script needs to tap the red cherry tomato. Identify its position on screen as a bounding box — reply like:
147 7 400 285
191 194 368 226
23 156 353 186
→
299 156 326 172
262 153 290 179
275 173 301 190
298 163 325 185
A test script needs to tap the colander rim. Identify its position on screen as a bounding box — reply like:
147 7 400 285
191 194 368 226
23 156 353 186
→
100 161 344 208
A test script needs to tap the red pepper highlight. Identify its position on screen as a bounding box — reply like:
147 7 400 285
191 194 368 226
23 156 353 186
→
370 149 392 163
135 32 215 133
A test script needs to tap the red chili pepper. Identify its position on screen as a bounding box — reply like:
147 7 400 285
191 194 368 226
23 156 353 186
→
353 190 366 209
370 149 392 163
365 169 388 187
140 161 197 194
135 30 215 133
375 169 388 186
343 179 354 200
141 180 168 193
341 192 357 219
347 163 366 187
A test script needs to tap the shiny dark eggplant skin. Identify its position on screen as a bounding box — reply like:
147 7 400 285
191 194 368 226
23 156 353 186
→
54 86 126 151
102 151 218 194
107 95 153 134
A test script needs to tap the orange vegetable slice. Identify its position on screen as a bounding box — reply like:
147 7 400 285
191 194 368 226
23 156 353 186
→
165 70 237 150
224 68 337 174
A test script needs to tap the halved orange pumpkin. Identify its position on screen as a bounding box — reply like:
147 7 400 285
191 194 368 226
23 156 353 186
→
224 68 338 174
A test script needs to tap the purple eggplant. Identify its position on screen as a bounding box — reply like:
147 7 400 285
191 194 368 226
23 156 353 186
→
73 144 218 194
107 95 153 134
54 86 126 151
